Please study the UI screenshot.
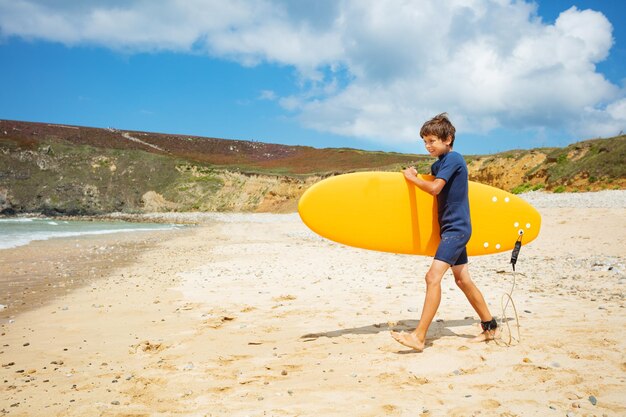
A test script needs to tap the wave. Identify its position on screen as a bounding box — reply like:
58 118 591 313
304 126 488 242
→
0 221 181 250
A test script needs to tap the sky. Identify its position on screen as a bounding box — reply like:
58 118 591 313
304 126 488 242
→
0 1 624 155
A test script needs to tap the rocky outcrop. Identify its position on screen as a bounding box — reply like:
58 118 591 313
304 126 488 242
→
0 187 14 214
141 191 180 212
467 152 547 190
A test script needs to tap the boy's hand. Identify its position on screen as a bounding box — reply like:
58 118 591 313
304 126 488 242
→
402 166 418 180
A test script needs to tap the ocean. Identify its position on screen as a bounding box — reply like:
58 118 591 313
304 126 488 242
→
0 217 182 250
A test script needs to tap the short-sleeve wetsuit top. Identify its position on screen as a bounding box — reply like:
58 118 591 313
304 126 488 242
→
430 151 471 237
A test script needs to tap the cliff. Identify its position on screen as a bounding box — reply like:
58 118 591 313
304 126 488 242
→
1 120 624 215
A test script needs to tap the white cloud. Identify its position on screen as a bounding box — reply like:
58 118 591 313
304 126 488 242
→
259 90 277 101
1 0 624 143
607 98 626 121
574 98 626 138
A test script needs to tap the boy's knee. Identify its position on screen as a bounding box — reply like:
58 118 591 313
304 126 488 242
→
455 277 467 287
455 276 473 289
424 271 443 287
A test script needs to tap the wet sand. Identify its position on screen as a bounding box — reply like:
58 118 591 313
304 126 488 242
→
1 194 625 416
0 229 188 318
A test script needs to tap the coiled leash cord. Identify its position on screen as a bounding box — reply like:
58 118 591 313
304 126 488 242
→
495 232 523 347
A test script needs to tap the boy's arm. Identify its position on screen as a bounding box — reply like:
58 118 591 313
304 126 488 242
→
403 167 446 196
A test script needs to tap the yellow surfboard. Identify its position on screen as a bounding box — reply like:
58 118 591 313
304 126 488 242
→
298 172 541 256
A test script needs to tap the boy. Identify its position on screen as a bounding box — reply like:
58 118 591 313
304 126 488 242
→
391 113 497 351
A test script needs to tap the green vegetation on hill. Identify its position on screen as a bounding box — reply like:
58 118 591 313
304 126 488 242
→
0 120 624 215
466 136 625 194
542 137 625 184
0 138 222 214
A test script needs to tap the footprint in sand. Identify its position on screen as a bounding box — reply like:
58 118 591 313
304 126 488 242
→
481 399 501 409
203 315 236 329
129 340 168 354
273 294 297 302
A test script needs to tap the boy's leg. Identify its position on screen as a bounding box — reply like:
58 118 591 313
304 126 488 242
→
451 263 497 341
391 259 450 350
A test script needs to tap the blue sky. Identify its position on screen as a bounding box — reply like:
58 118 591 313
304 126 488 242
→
1 1 624 156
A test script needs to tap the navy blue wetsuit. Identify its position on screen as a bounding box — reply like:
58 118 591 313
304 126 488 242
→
431 151 471 266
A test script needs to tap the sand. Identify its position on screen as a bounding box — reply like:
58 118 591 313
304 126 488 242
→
0 229 190 317
1 192 625 416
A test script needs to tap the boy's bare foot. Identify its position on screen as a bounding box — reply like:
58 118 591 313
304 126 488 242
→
471 328 499 343
390 331 425 351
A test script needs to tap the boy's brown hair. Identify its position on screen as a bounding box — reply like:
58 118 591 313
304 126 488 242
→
420 113 456 147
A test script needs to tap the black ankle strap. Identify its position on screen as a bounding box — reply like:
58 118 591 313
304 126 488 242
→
481 318 498 331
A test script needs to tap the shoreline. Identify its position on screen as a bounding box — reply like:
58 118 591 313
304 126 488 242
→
0 227 192 319
2 188 624 321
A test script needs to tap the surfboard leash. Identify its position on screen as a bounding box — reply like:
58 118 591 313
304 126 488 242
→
495 232 524 347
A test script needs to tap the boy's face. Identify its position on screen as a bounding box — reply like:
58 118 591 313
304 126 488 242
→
422 134 452 157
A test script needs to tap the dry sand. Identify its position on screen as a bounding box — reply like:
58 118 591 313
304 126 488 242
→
1 192 625 416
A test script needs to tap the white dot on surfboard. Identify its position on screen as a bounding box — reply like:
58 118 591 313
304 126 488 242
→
496 244 501 249
505 197 510 203
514 222 519 228
484 242 489 248
526 223 531 228
492 196 497 202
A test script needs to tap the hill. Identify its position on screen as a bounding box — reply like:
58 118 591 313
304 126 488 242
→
0 120 624 215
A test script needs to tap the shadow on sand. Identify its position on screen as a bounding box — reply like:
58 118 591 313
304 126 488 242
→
301 317 514 353
301 318 479 342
